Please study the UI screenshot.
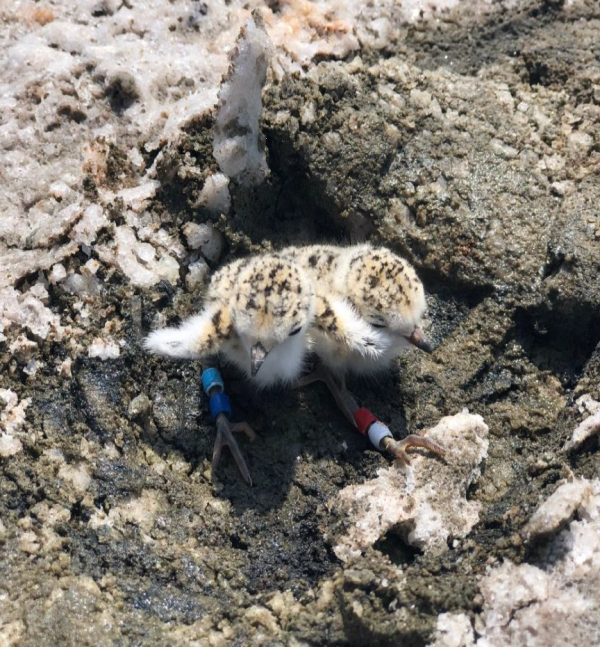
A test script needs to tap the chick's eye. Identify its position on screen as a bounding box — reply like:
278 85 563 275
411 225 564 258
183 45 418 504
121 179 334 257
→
289 327 302 336
371 323 386 329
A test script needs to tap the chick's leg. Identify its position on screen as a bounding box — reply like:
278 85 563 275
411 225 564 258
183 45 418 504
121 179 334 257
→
294 364 445 465
212 414 256 486
293 364 358 428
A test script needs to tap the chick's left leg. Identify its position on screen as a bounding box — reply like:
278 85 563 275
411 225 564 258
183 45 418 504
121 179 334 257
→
294 364 445 466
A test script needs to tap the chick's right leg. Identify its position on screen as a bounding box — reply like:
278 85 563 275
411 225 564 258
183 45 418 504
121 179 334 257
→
212 415 256 486
294 365 446 466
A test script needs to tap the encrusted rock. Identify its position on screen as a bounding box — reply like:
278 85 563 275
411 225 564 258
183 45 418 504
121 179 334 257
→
182 223 224 263
0 287 64 340
523 479 594 540
185 259 210 291
428 613 475 647
330 410 489 561
564 406 600 452
431 479 600 647
88 338 120 360
196 173 231 217
213 12 274 186
0 388 30 457
96 225 180 288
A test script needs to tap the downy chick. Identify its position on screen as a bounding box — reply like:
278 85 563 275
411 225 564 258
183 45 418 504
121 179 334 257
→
145 254 316 483
279 243 431 375
279 243 443 465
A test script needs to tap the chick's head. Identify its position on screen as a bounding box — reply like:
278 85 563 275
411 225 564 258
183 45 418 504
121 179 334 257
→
346 247 431 352
230 256 316 375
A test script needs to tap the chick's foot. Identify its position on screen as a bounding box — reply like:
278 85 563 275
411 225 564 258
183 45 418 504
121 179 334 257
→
380 434 445 466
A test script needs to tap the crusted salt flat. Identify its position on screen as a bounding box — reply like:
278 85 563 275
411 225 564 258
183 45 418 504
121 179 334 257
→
429 479 600 647
0 388 30 458
0 0 502 343
563 397 600 452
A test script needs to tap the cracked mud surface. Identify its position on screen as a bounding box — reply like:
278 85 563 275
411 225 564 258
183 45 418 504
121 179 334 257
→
1 1 599 645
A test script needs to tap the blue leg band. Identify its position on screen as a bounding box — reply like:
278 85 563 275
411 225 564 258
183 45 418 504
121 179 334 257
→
209 392 232 420
202 368 224 396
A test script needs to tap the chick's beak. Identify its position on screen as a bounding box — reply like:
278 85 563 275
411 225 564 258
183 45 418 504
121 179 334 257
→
406 327 433 353
250 342 269 377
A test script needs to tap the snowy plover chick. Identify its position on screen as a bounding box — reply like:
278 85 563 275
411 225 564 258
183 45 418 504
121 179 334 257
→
281 244 431 369
280 243 444 464
145 254 316 481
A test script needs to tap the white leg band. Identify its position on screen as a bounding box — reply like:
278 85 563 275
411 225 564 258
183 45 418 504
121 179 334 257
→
368 421 393 450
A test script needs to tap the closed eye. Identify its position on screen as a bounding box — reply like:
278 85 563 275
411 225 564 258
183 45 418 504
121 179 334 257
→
371 323 386 329
289 327 302 336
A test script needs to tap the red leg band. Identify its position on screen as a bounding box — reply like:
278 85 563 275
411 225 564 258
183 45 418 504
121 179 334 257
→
353 407 378 436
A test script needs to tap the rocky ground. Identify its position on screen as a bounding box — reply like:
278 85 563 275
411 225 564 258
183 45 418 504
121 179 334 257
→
1 0 599 645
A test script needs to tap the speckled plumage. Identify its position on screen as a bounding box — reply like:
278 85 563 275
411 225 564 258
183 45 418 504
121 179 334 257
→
278 244 429 374
145 254 316 388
